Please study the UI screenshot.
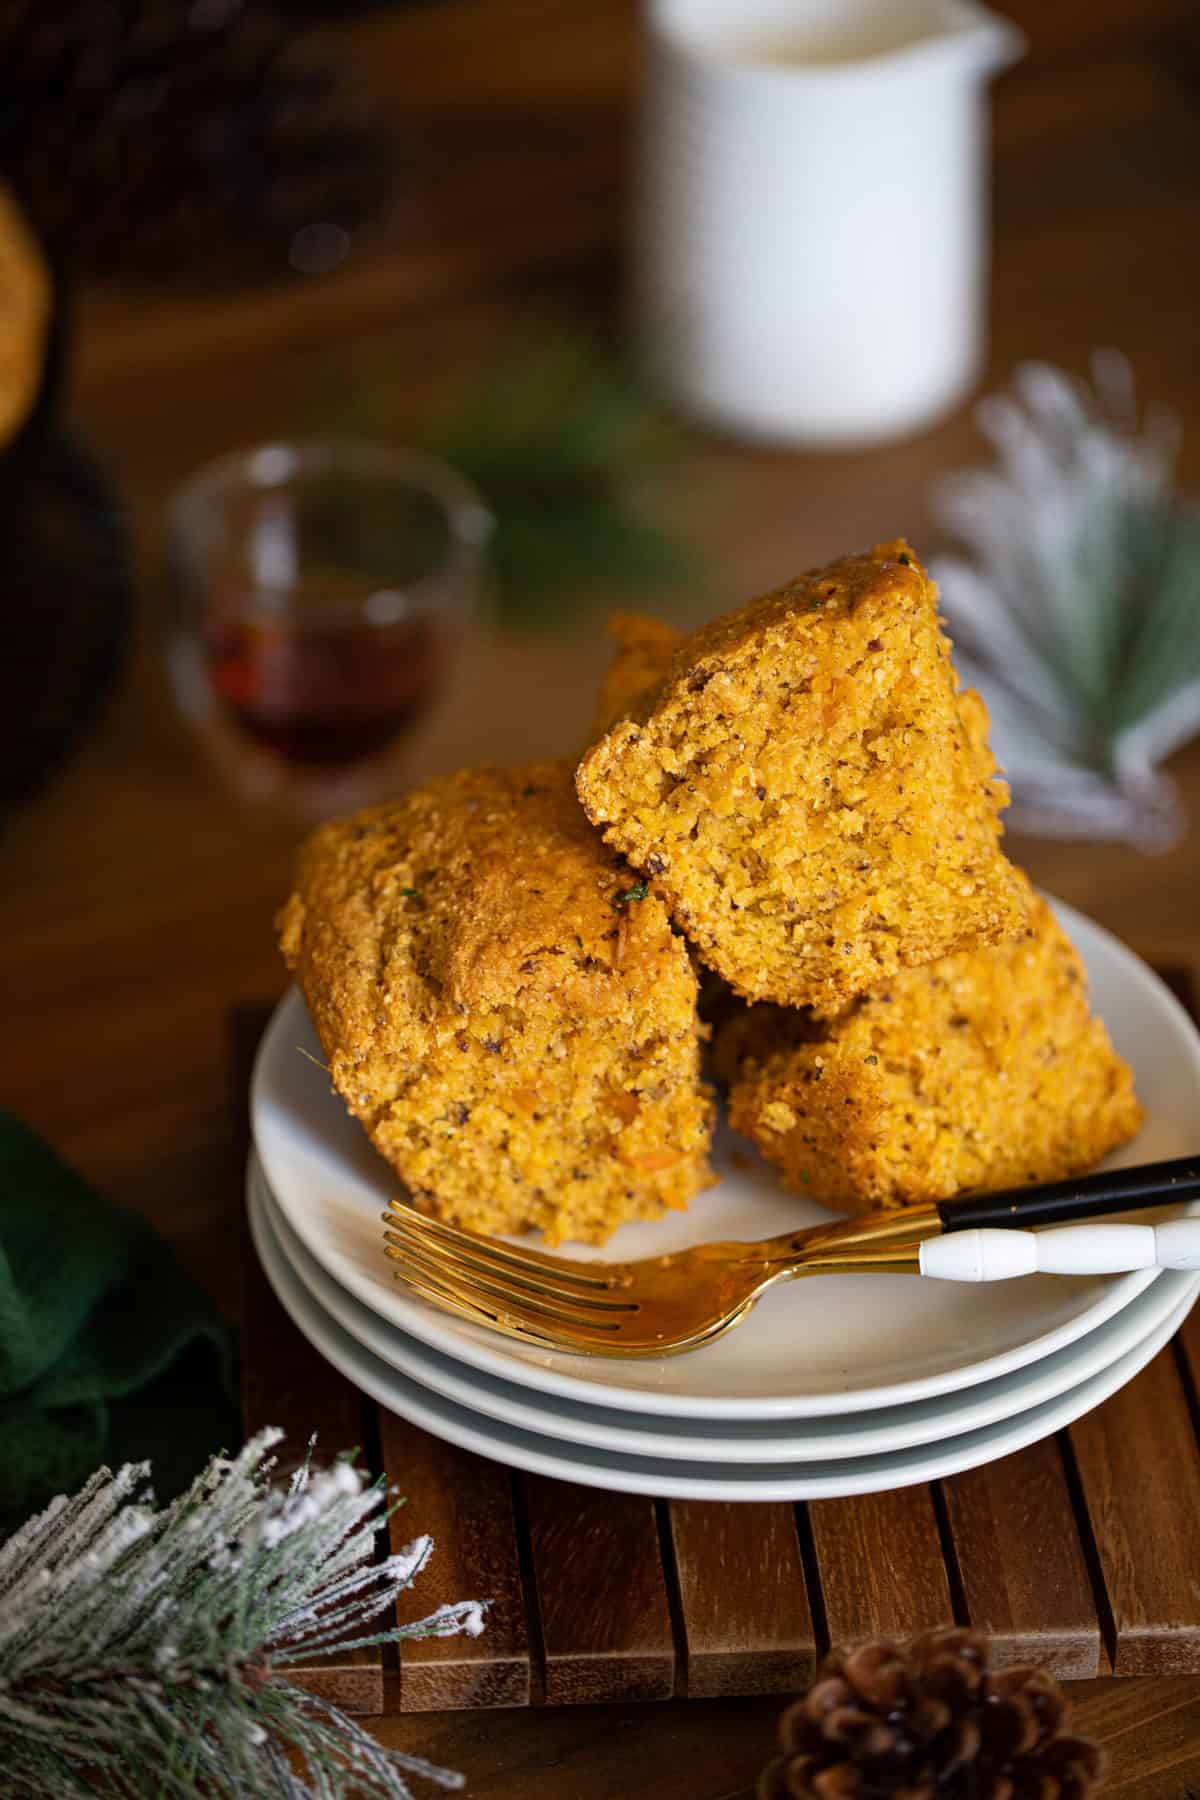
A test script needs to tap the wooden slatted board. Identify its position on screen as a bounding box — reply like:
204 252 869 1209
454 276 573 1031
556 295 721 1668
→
233 976 1200 1716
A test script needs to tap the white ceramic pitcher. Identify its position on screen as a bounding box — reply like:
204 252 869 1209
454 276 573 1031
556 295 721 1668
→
636 0 1025 447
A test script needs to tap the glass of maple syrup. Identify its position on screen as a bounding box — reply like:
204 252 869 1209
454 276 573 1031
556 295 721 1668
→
167 441 490 813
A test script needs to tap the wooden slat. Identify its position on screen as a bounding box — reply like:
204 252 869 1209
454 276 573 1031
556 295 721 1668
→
940 1439 1104 1678
238 1204 371 1476
232 1008 384 1716
1065 1675 1200 1800
378 1410 531 1711
373 1672 1200 1800
666 1502 817 1697
1068 1346 1200 1675
522 1477 675 1704
807 1488 955 1648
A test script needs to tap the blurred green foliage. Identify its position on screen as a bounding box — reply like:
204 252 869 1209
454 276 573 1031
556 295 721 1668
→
347 328 697 630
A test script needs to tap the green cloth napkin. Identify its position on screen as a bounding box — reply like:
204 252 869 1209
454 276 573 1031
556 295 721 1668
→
0 1110 240 1528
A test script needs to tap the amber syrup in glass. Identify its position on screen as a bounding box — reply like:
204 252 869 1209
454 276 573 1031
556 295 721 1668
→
207 575 444 768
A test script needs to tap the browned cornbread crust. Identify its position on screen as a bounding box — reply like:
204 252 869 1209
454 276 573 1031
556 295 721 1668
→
593 611 684 736
277 760 714 1244
595 606 999 783
576 542 1028 1012
715 880 1143 1215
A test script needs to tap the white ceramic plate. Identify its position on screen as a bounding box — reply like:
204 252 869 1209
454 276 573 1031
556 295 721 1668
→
252 897 1200 1420
253 1156 1200 1463
249 1177 1198 1501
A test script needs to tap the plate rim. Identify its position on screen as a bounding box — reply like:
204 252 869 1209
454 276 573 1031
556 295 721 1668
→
252 894 1200 1420
251 1155 1196 1463
248 1175 1199 1502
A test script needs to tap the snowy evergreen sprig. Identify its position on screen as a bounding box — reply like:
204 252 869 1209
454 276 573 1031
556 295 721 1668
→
0 1429 486 1800
931 352 1200 849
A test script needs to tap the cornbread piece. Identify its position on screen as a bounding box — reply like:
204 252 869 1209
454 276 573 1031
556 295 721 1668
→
716 882 1143 1214
576 541 1028 1012
595 604 999 786
594 613 744 1035
592 611 683 736
277 760 714 1245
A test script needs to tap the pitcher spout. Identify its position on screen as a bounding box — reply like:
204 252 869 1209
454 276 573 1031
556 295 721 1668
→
946 0 1026 78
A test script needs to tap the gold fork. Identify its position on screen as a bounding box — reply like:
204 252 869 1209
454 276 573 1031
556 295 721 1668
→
382 1154 1200 1357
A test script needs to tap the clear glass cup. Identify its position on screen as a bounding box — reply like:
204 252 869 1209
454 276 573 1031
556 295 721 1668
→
166 440 490 814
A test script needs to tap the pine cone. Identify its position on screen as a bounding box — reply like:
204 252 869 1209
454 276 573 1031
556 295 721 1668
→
0 0 392 284
758 1629 1107 1800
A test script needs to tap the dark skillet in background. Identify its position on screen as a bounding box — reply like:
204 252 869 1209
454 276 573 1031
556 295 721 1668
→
0 260 134 819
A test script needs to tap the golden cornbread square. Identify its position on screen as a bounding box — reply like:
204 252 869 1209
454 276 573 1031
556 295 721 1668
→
576 542 1028 1012
277 760 715 1245
715 879 1143 1215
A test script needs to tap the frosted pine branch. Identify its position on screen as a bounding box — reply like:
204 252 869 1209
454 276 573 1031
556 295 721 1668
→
0 1430 487 1799
931 352 1200 850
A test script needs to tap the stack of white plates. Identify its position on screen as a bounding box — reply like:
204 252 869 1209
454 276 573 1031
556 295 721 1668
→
250 899 1200 1501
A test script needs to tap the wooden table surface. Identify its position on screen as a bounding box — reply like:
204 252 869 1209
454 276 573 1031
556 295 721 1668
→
5 0 1200 1791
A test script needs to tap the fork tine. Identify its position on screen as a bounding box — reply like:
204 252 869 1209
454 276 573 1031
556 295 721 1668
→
385 1262 563 1345
382 1197 621 1290
387 1256 626 1344
383 1197 621 1291
384 1238 628 1333
382 1222 638 1313
386 1240 761 1356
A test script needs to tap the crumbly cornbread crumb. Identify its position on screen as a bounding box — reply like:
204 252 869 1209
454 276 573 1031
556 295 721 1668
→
277 760 714 1245
715 879 1143 1213
576 542 1028 1012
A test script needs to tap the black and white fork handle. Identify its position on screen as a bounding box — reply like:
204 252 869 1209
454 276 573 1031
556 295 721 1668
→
920 1217 1200 1281
932 1153 1200 1231
922 1152 1200 1279
788 1154 1200 1281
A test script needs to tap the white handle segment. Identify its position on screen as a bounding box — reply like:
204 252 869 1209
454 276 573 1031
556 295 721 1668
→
919 1219 1200 1282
